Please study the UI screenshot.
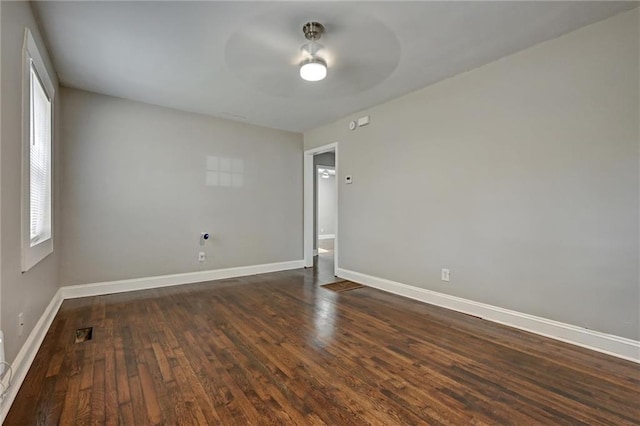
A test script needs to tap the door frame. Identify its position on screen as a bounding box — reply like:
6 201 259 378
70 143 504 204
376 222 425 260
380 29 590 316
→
304 142 338 276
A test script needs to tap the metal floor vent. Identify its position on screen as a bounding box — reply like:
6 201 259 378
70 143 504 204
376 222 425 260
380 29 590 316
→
75 327 93 343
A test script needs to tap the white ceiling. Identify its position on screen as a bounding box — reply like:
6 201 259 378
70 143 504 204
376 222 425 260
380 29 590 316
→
33 1 637 133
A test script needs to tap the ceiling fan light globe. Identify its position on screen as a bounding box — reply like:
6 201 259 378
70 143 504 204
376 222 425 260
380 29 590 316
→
300 58 327 82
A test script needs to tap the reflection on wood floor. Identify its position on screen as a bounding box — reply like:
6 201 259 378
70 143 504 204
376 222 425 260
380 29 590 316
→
5 263 640 424
315 237 335 282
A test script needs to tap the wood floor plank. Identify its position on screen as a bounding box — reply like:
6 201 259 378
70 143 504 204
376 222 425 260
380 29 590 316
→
113 337 131 406
4 268 640 425
75 388 91 425
127 374 148 425
104 346 119 426
117 401 135 425
171 345 222 425
90 358 106 424
58 365 82 425
137 362 163 425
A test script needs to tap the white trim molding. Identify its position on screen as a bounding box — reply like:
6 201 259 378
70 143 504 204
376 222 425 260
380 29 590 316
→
62 260 304 299
0 259 304 423
0 288 64 422
337 268 640 363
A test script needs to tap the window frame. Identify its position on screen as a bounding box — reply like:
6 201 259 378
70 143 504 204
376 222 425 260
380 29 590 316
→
21 28 55 272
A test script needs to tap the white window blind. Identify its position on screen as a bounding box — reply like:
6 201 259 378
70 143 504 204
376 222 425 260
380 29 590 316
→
29 63 52 246
22 28 55 272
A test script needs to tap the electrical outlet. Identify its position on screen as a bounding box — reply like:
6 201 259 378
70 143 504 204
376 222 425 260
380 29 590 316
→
18 313 25 337
441 268 450 282
198 252 206 262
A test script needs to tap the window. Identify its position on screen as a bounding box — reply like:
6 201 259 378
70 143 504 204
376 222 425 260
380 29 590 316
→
22 29 55 272
29 66 52 245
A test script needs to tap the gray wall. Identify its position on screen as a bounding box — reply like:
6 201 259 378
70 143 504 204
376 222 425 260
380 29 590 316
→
304 9 639 340
60 88 303 286
317 169 336 237
1 1 61 362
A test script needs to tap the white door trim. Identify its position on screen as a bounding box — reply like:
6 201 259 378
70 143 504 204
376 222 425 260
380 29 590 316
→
304 143 338 276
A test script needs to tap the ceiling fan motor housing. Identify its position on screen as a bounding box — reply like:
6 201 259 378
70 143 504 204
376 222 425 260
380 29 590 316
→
303 22 324 41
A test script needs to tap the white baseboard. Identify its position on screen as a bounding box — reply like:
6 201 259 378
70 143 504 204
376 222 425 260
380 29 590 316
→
318 234 335 240
61 260 304 299
0 288 64 423
337 268 640 363
0 259 304 422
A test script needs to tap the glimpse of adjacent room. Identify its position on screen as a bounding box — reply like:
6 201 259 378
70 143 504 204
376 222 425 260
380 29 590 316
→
315 152 336 279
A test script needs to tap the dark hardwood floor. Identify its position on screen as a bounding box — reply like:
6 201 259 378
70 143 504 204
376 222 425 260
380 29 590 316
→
5 263 640 424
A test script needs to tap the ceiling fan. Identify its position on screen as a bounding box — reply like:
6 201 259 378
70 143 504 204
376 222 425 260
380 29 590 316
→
299 21 327 82
223 6 400 98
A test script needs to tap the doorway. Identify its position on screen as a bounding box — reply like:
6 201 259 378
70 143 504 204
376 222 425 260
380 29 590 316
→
304 143 338 279
315 163 335 276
